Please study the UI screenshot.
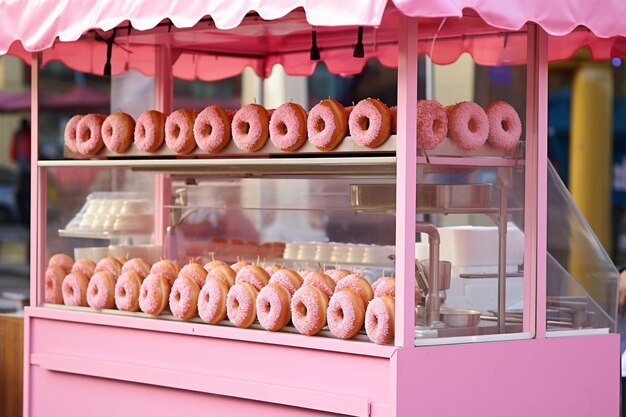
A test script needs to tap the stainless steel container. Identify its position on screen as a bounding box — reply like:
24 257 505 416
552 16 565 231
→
440 308 481 327
349 183 493 213
419 259 452 290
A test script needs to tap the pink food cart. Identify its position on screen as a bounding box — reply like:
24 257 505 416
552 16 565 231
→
2 0 624 416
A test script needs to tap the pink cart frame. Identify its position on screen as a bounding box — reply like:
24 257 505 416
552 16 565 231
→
23 15 619 417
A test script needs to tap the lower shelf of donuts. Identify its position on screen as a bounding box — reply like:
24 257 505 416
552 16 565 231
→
41 303 374 343
39 303 519 343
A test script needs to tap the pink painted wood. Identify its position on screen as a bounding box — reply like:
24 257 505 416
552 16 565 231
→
28 316 393 416
395 15 418 348
396 334 620 417
523 23 540 335
27 306 396 358
534 28 549 339
24 52 41 417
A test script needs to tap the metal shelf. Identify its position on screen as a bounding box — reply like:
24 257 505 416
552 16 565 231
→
39 156 398 177
58 229 152 240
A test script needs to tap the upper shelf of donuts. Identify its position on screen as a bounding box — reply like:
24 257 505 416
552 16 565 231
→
5 1 626 81
61 98 523 167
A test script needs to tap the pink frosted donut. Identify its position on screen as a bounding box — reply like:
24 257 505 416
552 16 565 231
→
45 266 66 304
226 282 259 328
303 272 336 298
336 274 374 307
344 105 354 119
264 263 283 276
95 256 122 279
204 259 229 273
139 273 170 315
198 277 229 324
269 103 308 152
115 270 142 312
230 261 251 274
102 112 135 153
389 106 397 134
307 99 348 151
75 113 106 155
134 110 165 152
169 275 200 320
290 285 328 336
165 109 198 154
256 284 291 331
416 100 448 150
447 101 489 151
486 101 522 150
325 269 351 284
194 105 232 153
269 269 303 295
348 98 391 148
179 262 208 289
235 265 270 291
372 277 396 298
207 265 236 288
62 271 90 306
328 289 365 339
298 270 316 282
64 115 83 153
150 259 180 287
48 253 74 275
87 271 116 310
231 104 270 152
121 258 151 280
365 295 395 345
71 258 96 279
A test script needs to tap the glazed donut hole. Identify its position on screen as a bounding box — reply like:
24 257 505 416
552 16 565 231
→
173 289 181 302
334 306 345 321
172 125 181 138
46 280 53 290
200 123 212 137
90 286 98 297
296 302 307 317
140 287 148 298
501 118 510 131
357 116 370 131
119 287 126 297
277 121 288 136
80 128 91 142
432 118 444 133
105 125 113 137
137 124 146 137
67 286 75 296
259 299 271 314
315 118 325 131
238 121 250 134
468 117 479 133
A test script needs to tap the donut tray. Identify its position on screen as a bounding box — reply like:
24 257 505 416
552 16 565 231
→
64 135 398 159
41 303 374 343
63 134 523 161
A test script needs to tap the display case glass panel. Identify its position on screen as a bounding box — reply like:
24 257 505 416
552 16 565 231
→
412 44 529 342
546 162 618 333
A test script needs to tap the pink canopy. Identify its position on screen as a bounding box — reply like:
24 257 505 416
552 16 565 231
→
2 0 626 80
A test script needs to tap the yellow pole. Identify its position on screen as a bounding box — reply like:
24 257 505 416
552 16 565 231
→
569 62 613 301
